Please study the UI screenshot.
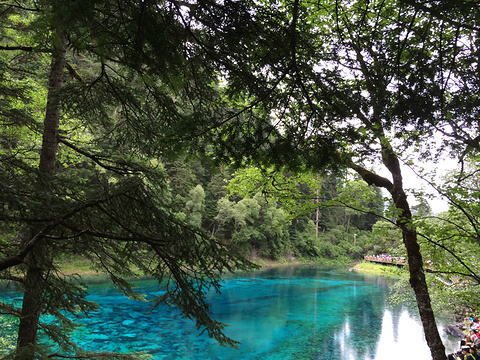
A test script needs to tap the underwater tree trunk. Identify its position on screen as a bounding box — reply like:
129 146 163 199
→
16 32 66 360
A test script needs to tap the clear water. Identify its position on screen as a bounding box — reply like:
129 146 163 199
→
0 265 459 359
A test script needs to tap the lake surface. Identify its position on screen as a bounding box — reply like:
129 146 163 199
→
0 265 458 359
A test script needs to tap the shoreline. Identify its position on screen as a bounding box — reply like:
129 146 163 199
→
54 257 318 278
53 258 392 278
2 258 470 352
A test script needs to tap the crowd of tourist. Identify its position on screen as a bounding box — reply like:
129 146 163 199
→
448 318 480 359
363 254 407 265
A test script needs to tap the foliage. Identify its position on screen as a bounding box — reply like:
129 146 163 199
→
2 0 479 359
159 156 381 263
371 221 404 255
176 184 206 227
0 1 259 358
193 0 480 357
412 157 480 314
0 316 17 357
226 166 321 218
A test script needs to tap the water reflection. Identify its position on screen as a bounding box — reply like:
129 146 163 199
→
0 265 459 359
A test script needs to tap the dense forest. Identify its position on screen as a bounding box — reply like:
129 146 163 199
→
165 158 388 262
0 1 479 360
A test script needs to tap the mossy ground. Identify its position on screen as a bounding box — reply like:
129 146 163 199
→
54 256 100 276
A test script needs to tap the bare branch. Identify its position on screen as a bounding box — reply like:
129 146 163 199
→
349 161 394 192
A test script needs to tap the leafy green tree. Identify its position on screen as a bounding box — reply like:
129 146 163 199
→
213 191 294 260
193 0 480 357
214 196 261 253
226 166 321 217
289 218 319 257
412 199 433 218
371 220 404 256
177 184 206 227
203 167 232 232
335 179 385 232
414 156 480 313
165 159 199 211
250 192 290 259
224 165 385 259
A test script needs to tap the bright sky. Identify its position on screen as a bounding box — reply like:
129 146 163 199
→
375 155 458 215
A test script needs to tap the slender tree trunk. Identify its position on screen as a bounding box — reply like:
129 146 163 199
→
345 209 350 233
16 32 66 360
315 188 320 238
351 146 447 360
383 148 446 360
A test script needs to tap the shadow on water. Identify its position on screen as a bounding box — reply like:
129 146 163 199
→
0 265 460 359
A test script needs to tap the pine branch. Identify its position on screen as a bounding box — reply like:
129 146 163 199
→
0 221 60 272
0 45 33 51
58 137 146 174
0 199 107 271
0 45 50 52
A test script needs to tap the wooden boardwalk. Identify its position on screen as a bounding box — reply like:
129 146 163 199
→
364 255 407 267
364 256 465 286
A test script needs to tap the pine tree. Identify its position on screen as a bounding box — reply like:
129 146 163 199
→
0 1 255 358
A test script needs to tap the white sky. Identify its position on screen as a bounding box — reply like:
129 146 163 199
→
375 156 458 215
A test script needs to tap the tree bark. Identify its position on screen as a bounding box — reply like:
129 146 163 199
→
351 147 447 360
345 208 350 233
315 187 320 238
16 32 66 360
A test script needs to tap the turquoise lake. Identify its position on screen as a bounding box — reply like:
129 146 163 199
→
0 265 459 359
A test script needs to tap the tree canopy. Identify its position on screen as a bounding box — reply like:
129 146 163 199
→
1 0 480 359
0 1 258 358
190 1 480 359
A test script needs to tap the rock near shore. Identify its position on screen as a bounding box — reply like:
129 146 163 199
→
444 323 467 338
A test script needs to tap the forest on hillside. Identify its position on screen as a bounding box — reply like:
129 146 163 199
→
165 157 391 262
1 1 480 359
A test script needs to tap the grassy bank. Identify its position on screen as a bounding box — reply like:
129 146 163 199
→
56 257 408 278
54 256 339 277
350 261 406 278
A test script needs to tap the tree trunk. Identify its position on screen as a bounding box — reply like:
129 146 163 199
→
345 209 350 233
351 146 447 360
315 188 320 238
15 252 48 358
383 148 446 360
402 223 447 360
16 32 66 360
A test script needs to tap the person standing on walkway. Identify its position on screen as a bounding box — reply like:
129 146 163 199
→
461 347 476 360
469 346 480 360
